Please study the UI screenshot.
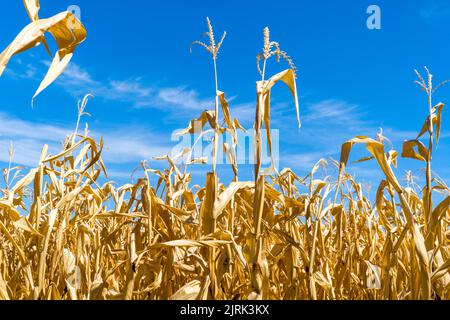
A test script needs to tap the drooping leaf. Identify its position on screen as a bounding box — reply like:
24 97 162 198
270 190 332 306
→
0 8 86 101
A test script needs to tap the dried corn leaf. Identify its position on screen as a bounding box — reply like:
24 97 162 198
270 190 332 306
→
0 9 86 101
402 140 428 162
365 261 381 290
339 136 402 192
170 280 201 300
417 103 445 143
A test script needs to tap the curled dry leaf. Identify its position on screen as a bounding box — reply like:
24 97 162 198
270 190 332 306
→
0 1 86 102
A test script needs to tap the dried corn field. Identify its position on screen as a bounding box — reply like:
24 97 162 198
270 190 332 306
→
0 1 449 300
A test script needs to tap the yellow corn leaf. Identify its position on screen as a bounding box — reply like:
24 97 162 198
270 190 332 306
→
189 157 208 164
413 223 429 269
417 103 445 143
313 271 332 291
339 136 402 192
217 90 233 129
0 220 27 265
222 142 238 178
23 0 40 21
175 110 217 135
352 156 375 164
0 10 86 101
213 181 253 219
0 272 10 300
254 69 300 178
170 280 201 300
151 239 230 249
199 173 217 235
262 69 301 128
0 200 21 221
365 261 381 290
432 258 450 282
11 168 38 195
23 0 51 60
427 196 450 243
402 139 428 162
159 203 196 223
13 217 43 238
388 150 398 168
217 91 245 132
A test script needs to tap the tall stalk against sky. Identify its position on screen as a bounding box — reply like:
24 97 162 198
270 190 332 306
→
191 17 226 175
254 27 299 181
257 27 296 82
190 17 226 298
248 27 300 299
413 68 448 230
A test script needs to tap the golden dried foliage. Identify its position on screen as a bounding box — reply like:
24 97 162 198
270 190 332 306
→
0 3 449 301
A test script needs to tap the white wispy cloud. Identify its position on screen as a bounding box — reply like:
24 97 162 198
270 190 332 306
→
108 79 153 98
0 112 68 142
4 63 38 80
156 87 212 110
282 99 417 145
6 58 214 113
276 99 428 178
53 62 213 112
420 4 450 21
282 151 331 172
0 112 171 171
55 62 97 89
228 102 256 126
98 130 170 165
303 99 363 124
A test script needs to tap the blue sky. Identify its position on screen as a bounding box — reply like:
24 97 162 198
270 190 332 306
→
1 0 450 190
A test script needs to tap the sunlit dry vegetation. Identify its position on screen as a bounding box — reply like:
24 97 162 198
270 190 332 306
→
0 1 449 300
